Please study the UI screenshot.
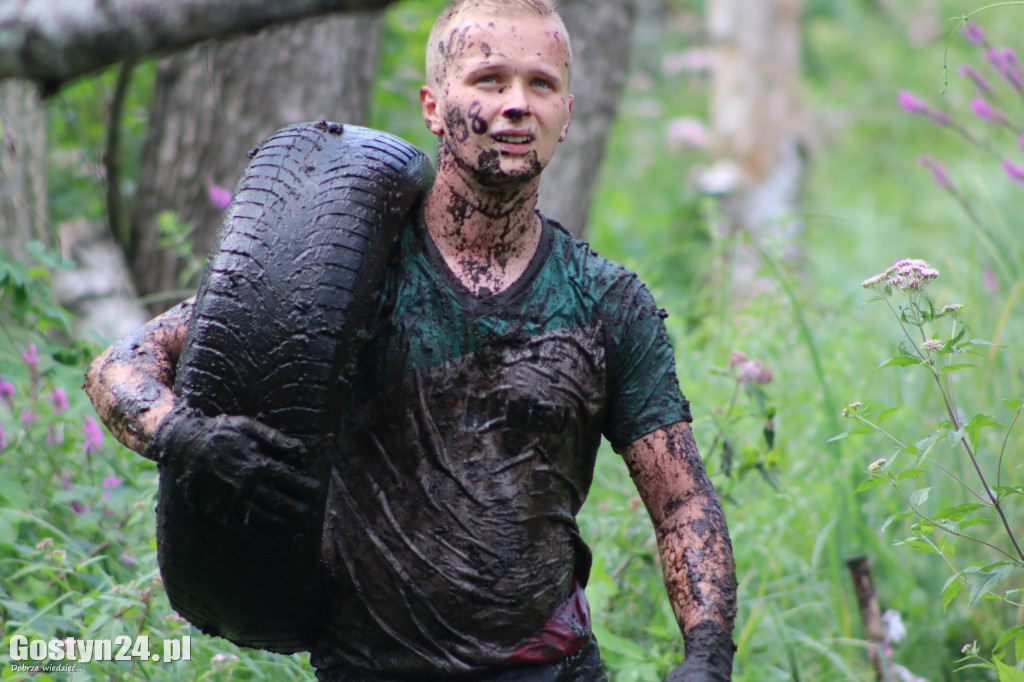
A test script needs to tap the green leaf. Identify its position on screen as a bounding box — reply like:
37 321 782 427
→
590 624 647 660
0 473 30 507
900 539 937 553
935 503 988 522
994 486 1024 499
965 564 1015 608
993 625 1024 655
855 476 889 493
942 574 963 612
896 468 928 481
968 339 1005 348
877 354 925 370
941 363 978 373
910 487 933 507
878 406 901 423
0 515 18 545
995 657 1024 682
881 512 912 532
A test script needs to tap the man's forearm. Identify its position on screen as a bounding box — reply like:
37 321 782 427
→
621 422 737 634
84 298 194 457
654 486 737 633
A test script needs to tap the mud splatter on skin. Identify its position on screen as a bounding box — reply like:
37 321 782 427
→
619 422 737 633
429 139 542 293
85 298 194 458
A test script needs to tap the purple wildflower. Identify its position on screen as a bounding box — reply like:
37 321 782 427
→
962 20 986 44
987 48 1024 87
82 416 104 454
0 376 14 405
0 424 6 452
49 387 69 413
22 344 39 367
70 501 90 514
1003 160 1024 186
101 476 122 500
898 91 930 115
120 552 137 568
20 409 36 425
971 97 1007 123
208 182 233 211
62 472 73 490
917 154 950 188
728 350 748 369
983 269 999 294
735 358 773 386
958 64 994 94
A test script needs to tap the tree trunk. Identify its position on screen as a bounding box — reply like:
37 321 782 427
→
537 0 637 237
704 0 804 297
0 0 398 89
0 80 49 263
128 12 383 310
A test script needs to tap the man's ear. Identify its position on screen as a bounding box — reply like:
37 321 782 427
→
421 85 445 136
559 94 574 142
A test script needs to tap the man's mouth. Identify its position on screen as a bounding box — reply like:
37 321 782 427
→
493 134 533 144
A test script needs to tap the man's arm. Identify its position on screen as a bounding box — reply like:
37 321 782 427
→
618 420 737 680
84 298 194 458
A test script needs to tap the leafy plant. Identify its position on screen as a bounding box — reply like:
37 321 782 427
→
838 257 1024 677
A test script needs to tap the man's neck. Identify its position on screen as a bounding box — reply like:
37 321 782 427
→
423 156 544 296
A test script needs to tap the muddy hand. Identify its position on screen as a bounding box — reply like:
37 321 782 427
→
151 402 324 534
666 621 735 682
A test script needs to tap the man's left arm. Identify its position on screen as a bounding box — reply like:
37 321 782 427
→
618 420 737 681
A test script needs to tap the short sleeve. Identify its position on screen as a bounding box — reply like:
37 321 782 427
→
601 276 691 449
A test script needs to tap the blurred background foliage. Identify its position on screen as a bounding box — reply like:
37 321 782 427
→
2 0 1024 680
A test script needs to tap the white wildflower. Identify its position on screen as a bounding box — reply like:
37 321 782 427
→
920 339 943 352
868 458 887 474
211 653 240 668
861 272 889 289
882 609 907 644
887 258 939 293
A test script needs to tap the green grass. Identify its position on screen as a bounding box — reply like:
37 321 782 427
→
4 0 1024 680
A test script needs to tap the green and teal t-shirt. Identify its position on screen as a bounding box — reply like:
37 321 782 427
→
312 209 690 677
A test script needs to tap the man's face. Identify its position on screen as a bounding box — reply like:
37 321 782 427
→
421 11 573 189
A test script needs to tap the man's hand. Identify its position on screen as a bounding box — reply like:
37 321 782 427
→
666 621 735 682
151 402 327 535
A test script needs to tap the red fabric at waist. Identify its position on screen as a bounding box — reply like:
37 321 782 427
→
507 579 592 663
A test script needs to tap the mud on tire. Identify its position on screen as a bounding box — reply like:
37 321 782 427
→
156 122 433 653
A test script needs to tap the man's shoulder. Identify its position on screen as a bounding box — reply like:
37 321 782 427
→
542 214 648 299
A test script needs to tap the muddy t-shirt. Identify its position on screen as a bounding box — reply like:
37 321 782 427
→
311 211 690 677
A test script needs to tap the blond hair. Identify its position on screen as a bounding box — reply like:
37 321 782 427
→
425 0 572 87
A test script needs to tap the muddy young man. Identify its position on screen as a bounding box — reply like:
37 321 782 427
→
85 0 737 679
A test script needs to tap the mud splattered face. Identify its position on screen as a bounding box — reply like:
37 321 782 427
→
421 11 573 189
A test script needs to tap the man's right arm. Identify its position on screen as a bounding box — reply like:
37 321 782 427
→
84 297 194 458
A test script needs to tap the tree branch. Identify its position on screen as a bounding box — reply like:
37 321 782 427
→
0 0 397 91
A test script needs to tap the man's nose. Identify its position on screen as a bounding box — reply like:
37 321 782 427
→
502 80 531 119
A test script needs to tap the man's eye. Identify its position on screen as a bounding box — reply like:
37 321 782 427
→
532 78 552 89
477 75 498 84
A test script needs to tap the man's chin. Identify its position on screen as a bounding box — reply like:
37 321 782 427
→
472 153 545 188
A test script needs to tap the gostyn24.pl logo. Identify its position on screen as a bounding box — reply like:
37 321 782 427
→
8 634 192 666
